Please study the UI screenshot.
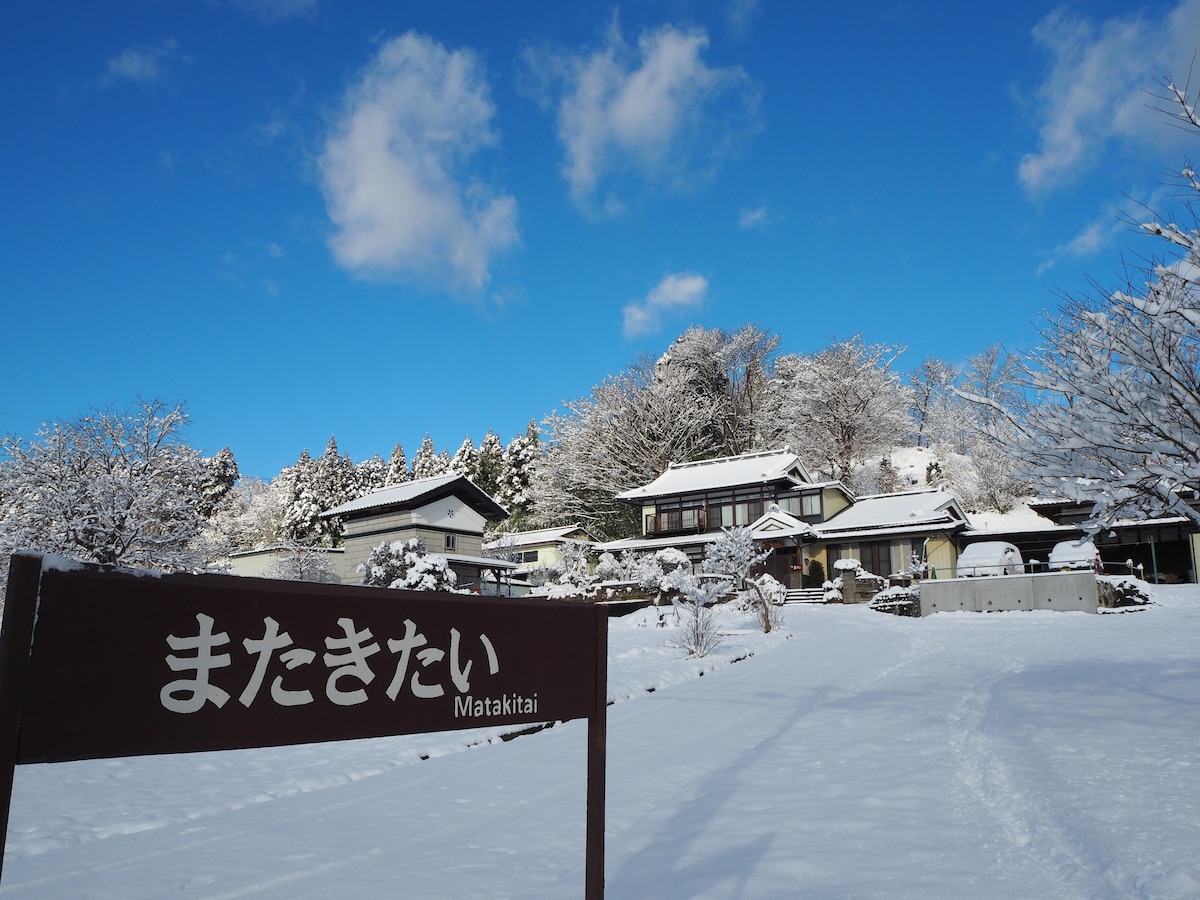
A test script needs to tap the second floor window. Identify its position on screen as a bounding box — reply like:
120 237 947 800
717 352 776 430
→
444 534 457 552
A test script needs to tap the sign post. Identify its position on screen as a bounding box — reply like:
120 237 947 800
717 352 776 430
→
0 553 608 895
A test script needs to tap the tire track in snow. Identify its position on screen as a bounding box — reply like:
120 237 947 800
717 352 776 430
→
946 661 1149 899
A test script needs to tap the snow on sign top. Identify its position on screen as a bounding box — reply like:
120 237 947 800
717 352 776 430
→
615 450 812 500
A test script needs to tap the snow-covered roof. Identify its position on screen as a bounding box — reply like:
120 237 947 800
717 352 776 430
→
615 450 812 501
748 504 818 541
814 488 966 539
443 552 518 571
962 501 1066 535
322 473 508 520
483 524 595 551
597 532 725 554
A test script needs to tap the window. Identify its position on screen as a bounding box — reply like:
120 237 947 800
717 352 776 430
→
519 550 539 563
777 495 802 516
802 493 821 517
444 534 457 552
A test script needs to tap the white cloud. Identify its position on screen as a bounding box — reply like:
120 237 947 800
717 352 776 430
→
622 273 709 338
525 18 759 213
320 32 518 291
738 205 779 230
102 40 185 86
1019 0 1200 195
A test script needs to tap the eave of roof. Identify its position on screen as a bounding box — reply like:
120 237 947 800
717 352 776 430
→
615 450 810 501
322 473 508 521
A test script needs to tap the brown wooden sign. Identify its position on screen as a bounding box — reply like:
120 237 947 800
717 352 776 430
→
0 553 608 896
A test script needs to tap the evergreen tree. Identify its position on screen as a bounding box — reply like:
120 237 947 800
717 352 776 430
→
385 443 410 485
497 419 540 522
312 436 360 545
474 430 505 496
197 446 241 519
355 454 386 495
411 434 441 480
278 449 322 544
450 436 479 477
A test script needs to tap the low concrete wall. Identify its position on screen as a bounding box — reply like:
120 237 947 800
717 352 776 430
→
920 571 1098 616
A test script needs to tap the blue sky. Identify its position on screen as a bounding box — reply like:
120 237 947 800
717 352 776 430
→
3 0 1199 480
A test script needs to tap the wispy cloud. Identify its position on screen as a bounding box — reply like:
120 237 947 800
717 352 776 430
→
622 273 709 338
319 32 519 292
725 0 761 38
1019 0 1200 195
1037 184 1176 275
523 17 760 214
102 39 186 87
738 205 779 230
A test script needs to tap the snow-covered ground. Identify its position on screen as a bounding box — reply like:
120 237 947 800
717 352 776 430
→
4 589 1199 898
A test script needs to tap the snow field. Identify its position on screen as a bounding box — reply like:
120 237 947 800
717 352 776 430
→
4 590 1199 898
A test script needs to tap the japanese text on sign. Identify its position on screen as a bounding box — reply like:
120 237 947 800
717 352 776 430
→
161 614 502 713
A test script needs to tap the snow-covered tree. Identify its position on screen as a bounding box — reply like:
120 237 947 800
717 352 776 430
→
411 434 446 480
702 526 780 632
197 475 286 562
265 538 338 583
496 419 539 525
358 537 461 591
980 76 1200 528
278 437 362 546
277 449 321 544
450 436 479 477
906 357 974 452
660 568 729 658
531 326 784 539
385 443 410 485
474 430 505 496
537 538 596 599
355 454 386 496
0 399 208 572
197 446 240 519
766 336 912 484
534 362 720 539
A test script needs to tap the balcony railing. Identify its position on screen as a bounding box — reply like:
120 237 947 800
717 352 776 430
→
645 508 708 535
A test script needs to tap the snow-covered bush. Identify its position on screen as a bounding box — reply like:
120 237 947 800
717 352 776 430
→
359 538 462 592
703 526 781 632
265 539 338 583
661 569 730 658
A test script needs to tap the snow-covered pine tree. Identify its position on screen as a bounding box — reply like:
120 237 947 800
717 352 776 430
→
496 419 539 523
197 446 240 519
385 443 410 485
355 454 386 496
311 436 361 545
450 436 479 477
278 449 322 544
474 430 505 496
411 435 442 480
